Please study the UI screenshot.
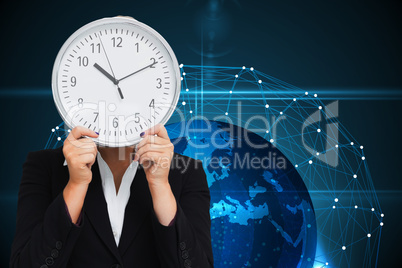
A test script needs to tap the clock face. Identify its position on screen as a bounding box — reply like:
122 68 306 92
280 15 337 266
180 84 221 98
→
52 17 181 147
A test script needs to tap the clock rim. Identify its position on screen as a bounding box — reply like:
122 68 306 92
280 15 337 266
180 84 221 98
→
51 16 181 147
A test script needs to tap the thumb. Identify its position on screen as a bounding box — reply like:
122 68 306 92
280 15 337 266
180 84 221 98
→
71 126 99 140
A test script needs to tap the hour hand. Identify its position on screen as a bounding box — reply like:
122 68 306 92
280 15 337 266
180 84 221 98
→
94 63 124 99
94 63 117 84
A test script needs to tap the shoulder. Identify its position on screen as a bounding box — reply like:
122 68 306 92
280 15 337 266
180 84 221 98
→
25 146 65 167
171 152 204 175
169 153 210 205
20 147 67 190
170 153 208 189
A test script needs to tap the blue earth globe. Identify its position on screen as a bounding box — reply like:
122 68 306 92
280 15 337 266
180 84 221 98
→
166 120 316 268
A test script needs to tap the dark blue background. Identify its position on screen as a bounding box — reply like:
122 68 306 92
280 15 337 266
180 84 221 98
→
1 0 401 266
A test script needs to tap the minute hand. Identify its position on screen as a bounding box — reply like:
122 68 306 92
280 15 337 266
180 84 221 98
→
117 61 158 83
94 63 117 84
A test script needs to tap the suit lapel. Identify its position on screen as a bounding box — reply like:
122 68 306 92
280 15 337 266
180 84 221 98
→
84 160 123 264
118 164 153 256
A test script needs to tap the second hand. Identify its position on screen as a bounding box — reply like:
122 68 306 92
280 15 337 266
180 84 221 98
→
98 35 124 99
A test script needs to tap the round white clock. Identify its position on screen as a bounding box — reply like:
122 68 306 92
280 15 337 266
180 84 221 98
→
52 17 181 147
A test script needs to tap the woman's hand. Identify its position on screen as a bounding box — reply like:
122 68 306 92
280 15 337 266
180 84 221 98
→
134 124 174 186
134 124 177 226
62 126 99 224
63 126 99 185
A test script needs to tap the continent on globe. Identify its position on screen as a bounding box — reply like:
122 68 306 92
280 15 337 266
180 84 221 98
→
166 120 317 268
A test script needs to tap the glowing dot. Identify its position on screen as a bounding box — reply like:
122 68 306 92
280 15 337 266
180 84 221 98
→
181 77 183 80
316 152 320 156
265 104 269 108
258 79 262 83
333 205 336 209
334 198 339 202
371 208 375 212
342 246 346 250
189 110 193 114
186 88 189 92
305 91 309 95
280 111 283 115
266 130 269 133
55 126 59 130
309 160 313 164
225 112 228 115
242 66 246 69
182 101 186 105
381 213 384 217
293 98 297 101
367 233 371 238
52 128 55 132
314 94 318 97
360 145 364 149
380 222 384 226
295 164 298 168
350 142 354 145
229 90 232 94
326 263 329 266
179 64 183 68
57 137 61 141
250 67 254 71
362 156 366 160
335 144 339 148
182 72 186 76
270 139 274 143
68 129 71 133
317 128 321 133
355 205 358 209
318 106 322 110
235 74 239 78
353 174 357 178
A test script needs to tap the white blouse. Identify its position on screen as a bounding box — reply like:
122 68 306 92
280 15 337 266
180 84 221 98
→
64 152 139 246
97 152 138 246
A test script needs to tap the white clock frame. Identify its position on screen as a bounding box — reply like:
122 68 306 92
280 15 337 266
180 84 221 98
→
51 17 181 147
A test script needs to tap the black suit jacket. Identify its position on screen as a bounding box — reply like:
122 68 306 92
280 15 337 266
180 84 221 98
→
10 146 214 268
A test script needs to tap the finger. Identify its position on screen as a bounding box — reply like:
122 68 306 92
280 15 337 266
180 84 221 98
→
78 144 98 156
64 137 90 151
139 151 165 165
70 126 99 140
137 135 170 150
66 151 96 166
140 124 169 140
135 143 172 160
77 153 97 167
70 138 98 150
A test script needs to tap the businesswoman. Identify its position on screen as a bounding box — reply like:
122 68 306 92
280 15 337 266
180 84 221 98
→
10 124 214 268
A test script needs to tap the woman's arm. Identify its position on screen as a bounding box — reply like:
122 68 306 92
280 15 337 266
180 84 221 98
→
134 124 177 226
135 124 214 268
10 127 98 268
10 150 84 268
150 156 214 268
62 126 99 223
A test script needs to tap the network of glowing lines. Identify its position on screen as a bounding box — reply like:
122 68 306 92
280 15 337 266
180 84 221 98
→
45 64 383 268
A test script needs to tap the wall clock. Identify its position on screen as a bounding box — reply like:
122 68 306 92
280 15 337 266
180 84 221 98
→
52 17 181 146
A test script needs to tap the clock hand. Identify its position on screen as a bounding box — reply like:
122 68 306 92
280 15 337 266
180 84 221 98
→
116 86 124 99
98 36 124 99
93 63 117 84
117 59 158 83
93 63 124 99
